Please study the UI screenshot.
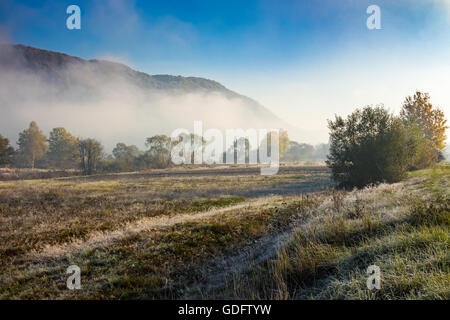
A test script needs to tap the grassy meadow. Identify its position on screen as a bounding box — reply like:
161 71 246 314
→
0 164 448 299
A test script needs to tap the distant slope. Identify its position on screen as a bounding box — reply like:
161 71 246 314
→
1 45 236 93
0 44 306 149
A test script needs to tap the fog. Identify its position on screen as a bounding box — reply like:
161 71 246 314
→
0 46 298 152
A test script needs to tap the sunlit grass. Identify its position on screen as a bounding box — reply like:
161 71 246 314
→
1 164 447 299
212 164 449 300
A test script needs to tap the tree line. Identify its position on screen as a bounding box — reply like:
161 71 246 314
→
281 141 329 162
1 91 446 181
0 124 185 174
0 124 297 174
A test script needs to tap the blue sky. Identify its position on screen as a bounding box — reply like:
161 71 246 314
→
1 0 450 143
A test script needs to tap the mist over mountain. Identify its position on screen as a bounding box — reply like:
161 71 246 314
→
0 44 306 150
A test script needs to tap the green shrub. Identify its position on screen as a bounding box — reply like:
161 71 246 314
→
327 106 417 188
404 123 438 170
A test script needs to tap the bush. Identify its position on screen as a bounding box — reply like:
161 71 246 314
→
327 106 417 188
405 123 438 170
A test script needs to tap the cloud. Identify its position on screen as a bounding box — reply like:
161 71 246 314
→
0 47 292 151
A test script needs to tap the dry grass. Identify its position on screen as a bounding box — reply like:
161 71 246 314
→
0 168 330 262
1 164 447 300
208 164 450 300
0 166 331 299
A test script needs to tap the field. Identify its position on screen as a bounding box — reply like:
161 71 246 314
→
0 164 448 299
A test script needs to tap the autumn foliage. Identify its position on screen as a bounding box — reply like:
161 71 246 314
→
401 91 448 151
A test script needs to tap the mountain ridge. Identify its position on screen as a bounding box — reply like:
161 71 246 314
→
0 44 260 101
0 43 310 149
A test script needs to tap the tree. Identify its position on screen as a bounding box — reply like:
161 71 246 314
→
172 133 206 165
112 143 142 171
279 129 289 159
327 106 417 188
79 138 103 175
404 122 437 170
145 135 173 168
47 127 79 169
401 91 448 150
0 134 14 166
257 130 282 163
225 137 251 164
282 141 315 162
16 121 47 169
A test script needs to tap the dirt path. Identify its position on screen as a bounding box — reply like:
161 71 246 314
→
181 178 420 298
27 197 280 261
182 220 300 299
58 165 330 182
